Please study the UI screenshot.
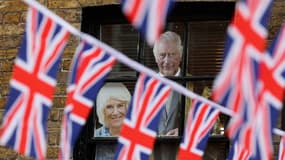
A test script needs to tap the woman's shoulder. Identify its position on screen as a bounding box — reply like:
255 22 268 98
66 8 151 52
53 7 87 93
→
95 126 111 136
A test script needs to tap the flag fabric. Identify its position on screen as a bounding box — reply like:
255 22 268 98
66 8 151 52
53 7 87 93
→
228 22 285 160
278 136 285 160
121 0 174 45
115 73 170 160
0 7 69 160
227 141 250 160
59 40 115 160
212 0 273 138
211 0 276 159
177 99 220 160
249 22 285 159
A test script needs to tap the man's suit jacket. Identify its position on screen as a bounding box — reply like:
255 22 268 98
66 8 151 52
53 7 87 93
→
157 90 181 135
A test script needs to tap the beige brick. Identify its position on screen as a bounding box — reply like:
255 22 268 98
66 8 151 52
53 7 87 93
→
57 72 69 83
62 59 72 71
47 0 80 9
49 109 61 121
54 83 67 96
0 99 6 110
0 13 3 23
0 59 14 72
46 147 59 159
18 155 34 160
53 9 81 23
78 0 119 6
0 35 22 49
48 131 60 145
3 12 21 24
47 120 61 129
0 85 9 97
0 72 12 84
0 0 27 12
52 97 67 108
19 11 27 23
67 35 80 48
4 49 18 59
0 147 18 159
0 23 25 36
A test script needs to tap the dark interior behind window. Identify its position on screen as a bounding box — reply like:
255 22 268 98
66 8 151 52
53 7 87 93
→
74 2 235 160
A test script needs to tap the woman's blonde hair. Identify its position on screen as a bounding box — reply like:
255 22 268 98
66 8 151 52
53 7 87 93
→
96 83 131 126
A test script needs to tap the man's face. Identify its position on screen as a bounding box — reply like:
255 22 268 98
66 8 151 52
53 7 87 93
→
155 41 181 76
104 98 128 129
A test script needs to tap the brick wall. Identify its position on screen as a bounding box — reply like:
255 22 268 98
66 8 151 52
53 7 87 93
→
0 0 284 159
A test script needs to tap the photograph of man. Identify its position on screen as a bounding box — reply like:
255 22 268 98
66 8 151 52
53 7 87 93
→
153 31 183 136
152 31 183 160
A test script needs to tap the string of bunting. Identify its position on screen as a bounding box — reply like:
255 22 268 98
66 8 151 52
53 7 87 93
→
22 0 285 137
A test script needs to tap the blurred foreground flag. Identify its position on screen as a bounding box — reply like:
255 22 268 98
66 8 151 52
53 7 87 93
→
115 73 170 160
59 40 115 160
177 99 219 160
0 6 69 160
278 136 285 160
121 0 174 45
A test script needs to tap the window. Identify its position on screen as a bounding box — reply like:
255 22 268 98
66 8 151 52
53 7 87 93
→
74 2 235 160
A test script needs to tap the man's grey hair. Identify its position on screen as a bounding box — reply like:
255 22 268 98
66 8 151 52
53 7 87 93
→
153 31 183 59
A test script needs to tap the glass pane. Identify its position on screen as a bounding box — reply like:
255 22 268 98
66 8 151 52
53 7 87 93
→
151 140 179 160
101 24 139 77
143 22 186 75
94 142 118 160
151 140 229 160
94 82 135 137
185 80 225 136
204 141 229 159
187 21 228 76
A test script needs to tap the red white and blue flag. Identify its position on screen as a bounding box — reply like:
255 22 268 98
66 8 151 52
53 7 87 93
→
115 73 170 160
278 136 285 160
249 22 285 159
227 141 250 160
228 22 285 160
212 0 273 139
0 7 69 160
121 0 174 45
212 0 284 159
59 40 115 160
177 99 220 160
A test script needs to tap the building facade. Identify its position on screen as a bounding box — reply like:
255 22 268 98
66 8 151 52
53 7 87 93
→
0 0 284 159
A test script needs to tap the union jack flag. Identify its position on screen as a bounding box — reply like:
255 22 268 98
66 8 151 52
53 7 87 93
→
0 7 69 160
247 22 285 159
278 136 285 160
121 0 174 45
115 73 170 160
227 141 250 160
228 22 285 160
212 0 276 159
59 40 115 160
212 0 273 139
177 99 220 160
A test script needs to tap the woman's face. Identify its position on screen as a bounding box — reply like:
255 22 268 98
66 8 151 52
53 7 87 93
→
104 98 128 130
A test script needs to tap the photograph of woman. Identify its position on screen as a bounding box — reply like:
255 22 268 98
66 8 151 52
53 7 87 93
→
95 82 131 137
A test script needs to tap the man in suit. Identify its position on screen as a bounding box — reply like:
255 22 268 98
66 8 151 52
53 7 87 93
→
152 31 183 159
153 31 182 136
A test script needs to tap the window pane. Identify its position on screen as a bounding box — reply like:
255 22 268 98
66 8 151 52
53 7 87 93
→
187 21 228 76
185 80 225 136
101 24 139 77
95 142 118 160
